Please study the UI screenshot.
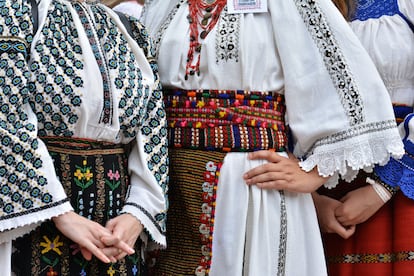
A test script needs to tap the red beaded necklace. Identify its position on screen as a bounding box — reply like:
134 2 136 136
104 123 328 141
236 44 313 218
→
186 0 227 79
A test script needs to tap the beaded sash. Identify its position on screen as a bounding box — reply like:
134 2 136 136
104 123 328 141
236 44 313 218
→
164 89 288 152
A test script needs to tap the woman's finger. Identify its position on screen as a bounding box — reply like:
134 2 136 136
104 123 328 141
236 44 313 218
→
101 247 123 261
255 179 288 190
248 150 285 163
101 236 135 255
81 241 111 263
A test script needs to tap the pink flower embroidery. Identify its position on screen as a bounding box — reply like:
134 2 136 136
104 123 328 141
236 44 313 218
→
107 169 120 181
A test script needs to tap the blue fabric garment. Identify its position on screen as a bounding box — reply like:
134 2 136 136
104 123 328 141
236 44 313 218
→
352 0 400 21
352 0 414 32
375 114 414 199
394 105 414 122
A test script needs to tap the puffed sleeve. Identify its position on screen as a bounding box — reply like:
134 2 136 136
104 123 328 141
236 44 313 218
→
268 0 404 187
0 0 72 243
399 0 414 24
117 15 169 248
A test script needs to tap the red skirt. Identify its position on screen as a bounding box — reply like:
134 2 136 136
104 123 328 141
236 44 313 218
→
319 175 414 276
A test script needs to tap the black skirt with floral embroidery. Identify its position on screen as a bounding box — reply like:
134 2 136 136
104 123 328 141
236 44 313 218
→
12 138 146 276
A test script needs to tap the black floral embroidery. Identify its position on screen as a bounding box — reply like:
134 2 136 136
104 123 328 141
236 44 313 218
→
0 0 58 217
215 7 240 63
30 1 82 137
295 0 364 126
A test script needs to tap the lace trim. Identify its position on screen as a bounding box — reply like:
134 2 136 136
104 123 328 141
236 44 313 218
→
299 121 404 188
0 201 72 242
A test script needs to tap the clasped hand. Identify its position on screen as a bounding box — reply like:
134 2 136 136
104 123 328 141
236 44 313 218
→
313 185 386 239
53 211 143 263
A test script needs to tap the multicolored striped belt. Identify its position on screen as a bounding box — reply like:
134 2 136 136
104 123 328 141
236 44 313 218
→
164 89 288 152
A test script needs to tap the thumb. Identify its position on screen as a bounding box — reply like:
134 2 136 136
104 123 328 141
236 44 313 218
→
328 216 356 239
337 225 356 239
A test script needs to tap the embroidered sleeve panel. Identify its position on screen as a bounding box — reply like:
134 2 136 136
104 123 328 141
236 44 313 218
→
285 0 404 186
136 53 169 246
122 17 169 245
128 17 169 196
294 0 364 126
0 0 69 230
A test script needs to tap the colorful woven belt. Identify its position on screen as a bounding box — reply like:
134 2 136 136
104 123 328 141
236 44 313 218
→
164 89 288 152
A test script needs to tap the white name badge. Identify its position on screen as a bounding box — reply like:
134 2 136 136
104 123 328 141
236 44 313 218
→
227 0 268 14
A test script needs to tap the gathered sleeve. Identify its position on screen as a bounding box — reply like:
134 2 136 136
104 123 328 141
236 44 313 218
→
268 0 404 187
399 0 414 23
0 0 72 243
119 17 169 247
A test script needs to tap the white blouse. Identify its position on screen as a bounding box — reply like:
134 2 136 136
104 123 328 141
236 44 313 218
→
0 0 168 248
142 0 405 186
349 0 414 106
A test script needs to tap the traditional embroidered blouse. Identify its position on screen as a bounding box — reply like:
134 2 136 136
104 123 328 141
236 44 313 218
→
350 0 414 107
142 0 404 187
0 0 168 248
350 0 414 199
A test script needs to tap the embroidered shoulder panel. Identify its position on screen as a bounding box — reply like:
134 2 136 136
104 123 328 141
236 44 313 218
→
294 0 364 126
30 1 82 137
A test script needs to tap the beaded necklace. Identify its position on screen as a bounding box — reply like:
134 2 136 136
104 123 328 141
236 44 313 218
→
186 0 226 79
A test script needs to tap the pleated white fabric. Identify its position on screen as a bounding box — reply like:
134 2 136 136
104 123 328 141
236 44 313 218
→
210 152 327 276
0 242 11 276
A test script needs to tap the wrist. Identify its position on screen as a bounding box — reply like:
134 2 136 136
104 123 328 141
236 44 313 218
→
369 173 399 196
366 177 392 203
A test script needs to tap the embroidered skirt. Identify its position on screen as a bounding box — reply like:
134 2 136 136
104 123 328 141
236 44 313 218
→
319 176 414 276
319 105 414 276
152 90 327 276
12 137 145 276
